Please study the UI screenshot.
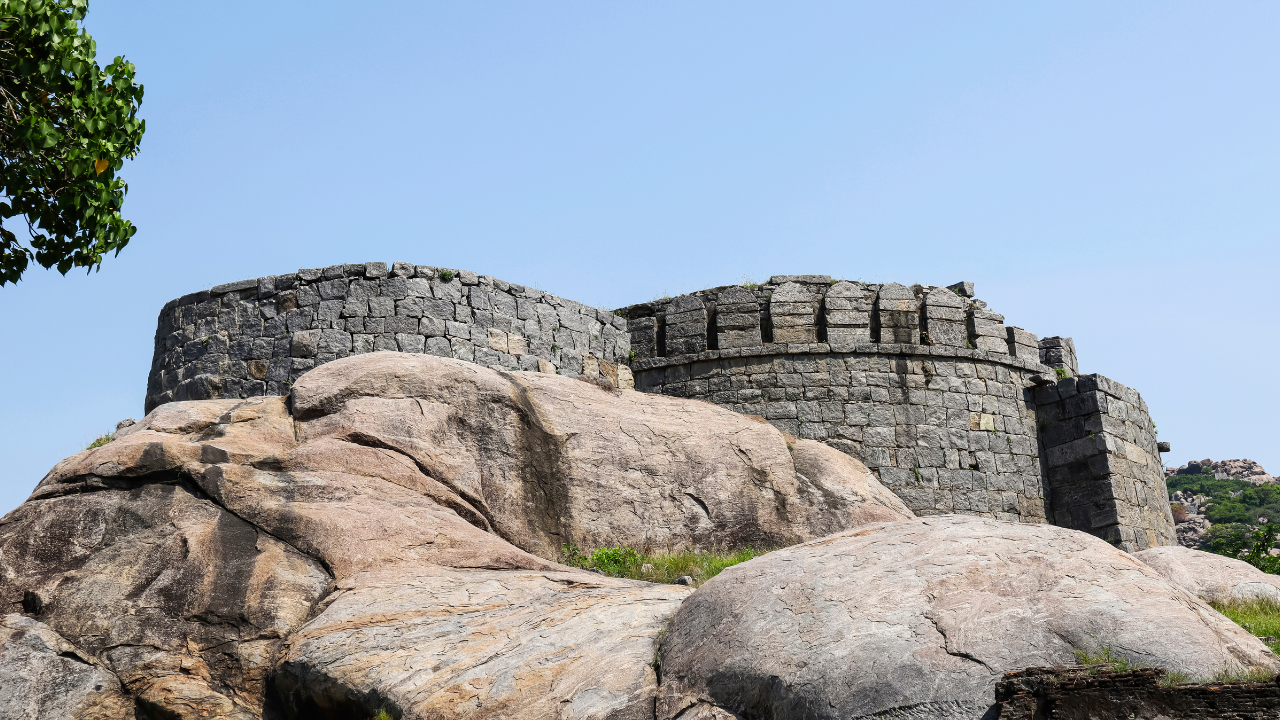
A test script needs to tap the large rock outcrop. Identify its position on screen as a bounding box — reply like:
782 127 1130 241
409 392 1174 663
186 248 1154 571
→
0 614 135 720
0 352 908 719
273 566 688 720
656 515 1279 720
1134 545 1280 603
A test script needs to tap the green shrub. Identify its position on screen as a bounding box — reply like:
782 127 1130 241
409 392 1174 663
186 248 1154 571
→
562 543 766 587
1203 523 1280 574
588 545 643 576
1053 367 1069 380
86 434 113 450
438 269 456 282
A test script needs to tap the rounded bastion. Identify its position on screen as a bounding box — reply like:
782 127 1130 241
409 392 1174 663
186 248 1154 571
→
615 274 1174 551
145 261 631 413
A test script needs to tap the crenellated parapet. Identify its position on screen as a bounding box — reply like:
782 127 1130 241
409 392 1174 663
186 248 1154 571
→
616 274 1175 552
618 275 1057 365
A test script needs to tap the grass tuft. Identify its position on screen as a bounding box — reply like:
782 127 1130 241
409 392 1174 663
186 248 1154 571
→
1209 667 1277 684
1073 638 1144 673
86 434 113 450
1211 597 1280 655
561 544 766 587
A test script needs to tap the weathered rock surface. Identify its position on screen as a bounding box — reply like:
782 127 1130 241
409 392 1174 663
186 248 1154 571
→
273 566 690 719
0 614 135 720
1134 545 1280 603
657 515 1279 720
1 351 907 719
289 352 912 557
0 476 332 718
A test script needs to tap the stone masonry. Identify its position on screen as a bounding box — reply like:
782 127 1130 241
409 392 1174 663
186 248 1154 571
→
617 274 1176 552
145 262 630 413
145 267 1175 552
1035 374 1176 549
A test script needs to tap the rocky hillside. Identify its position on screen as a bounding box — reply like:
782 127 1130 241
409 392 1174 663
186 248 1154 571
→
1 352 1276 720
1167 458 1275 485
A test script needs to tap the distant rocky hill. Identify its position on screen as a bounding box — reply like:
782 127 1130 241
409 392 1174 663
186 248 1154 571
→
1166 458 1274 485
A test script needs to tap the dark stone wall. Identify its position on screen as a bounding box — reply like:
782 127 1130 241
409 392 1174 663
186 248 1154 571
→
146 262 630 413
632 343 1051 524
1035 374 1177 549
995 666 1280 719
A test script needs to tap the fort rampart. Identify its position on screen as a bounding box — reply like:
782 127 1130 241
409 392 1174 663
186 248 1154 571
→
618 274 1173 551
146 266 1174 551
145 261 631 413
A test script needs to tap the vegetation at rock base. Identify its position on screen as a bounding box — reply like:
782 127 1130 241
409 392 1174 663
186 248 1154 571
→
1211 598 1280 656
0 0 145 285
1073 637 1145 674
1074 628 1279 686
561 543 766 587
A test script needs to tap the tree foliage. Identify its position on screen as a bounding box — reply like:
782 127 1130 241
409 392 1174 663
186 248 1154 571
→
0 0 143 285
1203 522 1280 575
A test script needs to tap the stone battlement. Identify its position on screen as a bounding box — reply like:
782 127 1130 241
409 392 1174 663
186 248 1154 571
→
618 275 1172 551
617 274 1080 375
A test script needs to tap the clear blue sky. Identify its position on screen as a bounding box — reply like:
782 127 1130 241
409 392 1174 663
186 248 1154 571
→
2 1 1277 514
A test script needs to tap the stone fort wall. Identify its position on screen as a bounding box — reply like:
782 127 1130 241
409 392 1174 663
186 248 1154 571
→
145 267 1174 551
145 261 631 413
618 274 1174 551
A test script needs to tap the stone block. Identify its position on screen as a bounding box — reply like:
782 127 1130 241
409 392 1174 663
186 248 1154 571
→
774 326 818 344
926 321 967 347
881 326 919 344
876 283 919 312
925 305 966 322
1007 326 1038 347
719 328 762 349
290 330 320 358
667 295 706 314
424 336 451 357
667 322 706 339
974 336 1007 353
769 274 831 284
924 285 966 309
667 336 706 356
717 312 759 328
487 328 509 353
771 314 817 328
317 279 348 300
